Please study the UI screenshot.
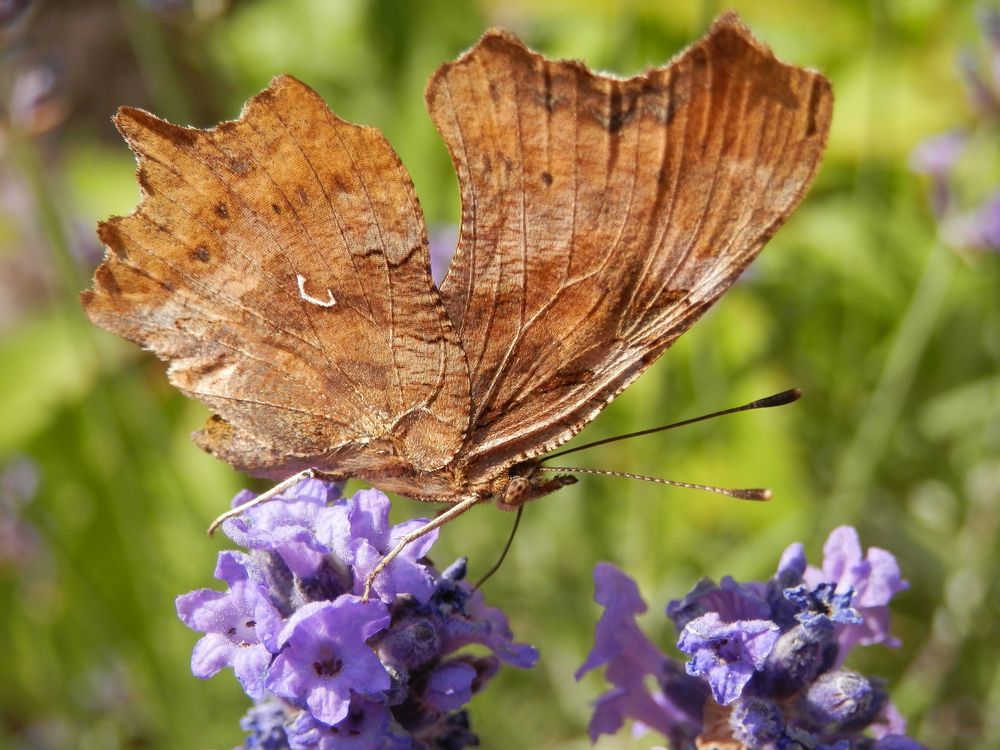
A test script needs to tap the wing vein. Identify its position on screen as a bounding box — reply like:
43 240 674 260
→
469 61 532 424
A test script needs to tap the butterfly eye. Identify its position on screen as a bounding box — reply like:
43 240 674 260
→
504 477 531 505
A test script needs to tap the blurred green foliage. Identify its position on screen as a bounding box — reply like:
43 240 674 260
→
1 0 998 748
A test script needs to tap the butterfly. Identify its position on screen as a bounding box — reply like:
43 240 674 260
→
81 13 831 591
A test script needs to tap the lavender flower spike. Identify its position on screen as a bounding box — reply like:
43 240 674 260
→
180 479 538 748
580 525 925 749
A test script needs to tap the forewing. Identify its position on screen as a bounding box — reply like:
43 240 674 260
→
427 14 831 476
83 75 471 475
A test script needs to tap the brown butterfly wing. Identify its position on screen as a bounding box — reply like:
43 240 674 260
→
427 14 832 479
82 75 471 479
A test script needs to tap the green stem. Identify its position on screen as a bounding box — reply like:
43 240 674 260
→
11 129 211 725
893 462 1000 738
9 134 86 298
822 240 954 531
115 0 194 123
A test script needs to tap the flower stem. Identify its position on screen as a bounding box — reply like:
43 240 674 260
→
822 240 954 531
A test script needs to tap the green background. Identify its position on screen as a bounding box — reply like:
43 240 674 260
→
1 0 998 748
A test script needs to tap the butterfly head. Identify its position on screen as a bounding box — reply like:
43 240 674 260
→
492 460 577 512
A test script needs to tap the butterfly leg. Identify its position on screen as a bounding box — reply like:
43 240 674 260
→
362 494 483 602
206 468 340 535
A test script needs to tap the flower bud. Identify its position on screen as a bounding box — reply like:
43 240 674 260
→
801 669 886 734
251 549 296 615
730 697 784 748
756 622 838 697
294 556 353 604
375 616 441 671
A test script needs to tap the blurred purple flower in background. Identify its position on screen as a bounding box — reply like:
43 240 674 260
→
427 225 457 287
0 455 42 572
0 0 33 41
177 478 537 750
911 8 1000 252
577 526 926 749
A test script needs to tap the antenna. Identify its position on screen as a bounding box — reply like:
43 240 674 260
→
538 466 771 501
540 388 801 462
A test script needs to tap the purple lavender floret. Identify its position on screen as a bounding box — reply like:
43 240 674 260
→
873 735 930 750
319 488 438 604
422 661 477 712
177 480 536 749
175 551 283 699
678 612 780 705
784 582 862 631
266 598 391 725
758 622 839 698
438 585 539 668
803 526 909 658
286 698 414 750
800 669 887 735
239 698 292 749
730 696 784 748
579 526 926 749
224 478 341 578
668 575 771 632
577 563 705 746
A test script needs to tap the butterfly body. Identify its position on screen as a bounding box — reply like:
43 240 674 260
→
82 15 831 516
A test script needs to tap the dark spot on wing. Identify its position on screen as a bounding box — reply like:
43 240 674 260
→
93 263 121 295
606 92 637 133
97 220 127 260
806 76 823 137
137 167 155 197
